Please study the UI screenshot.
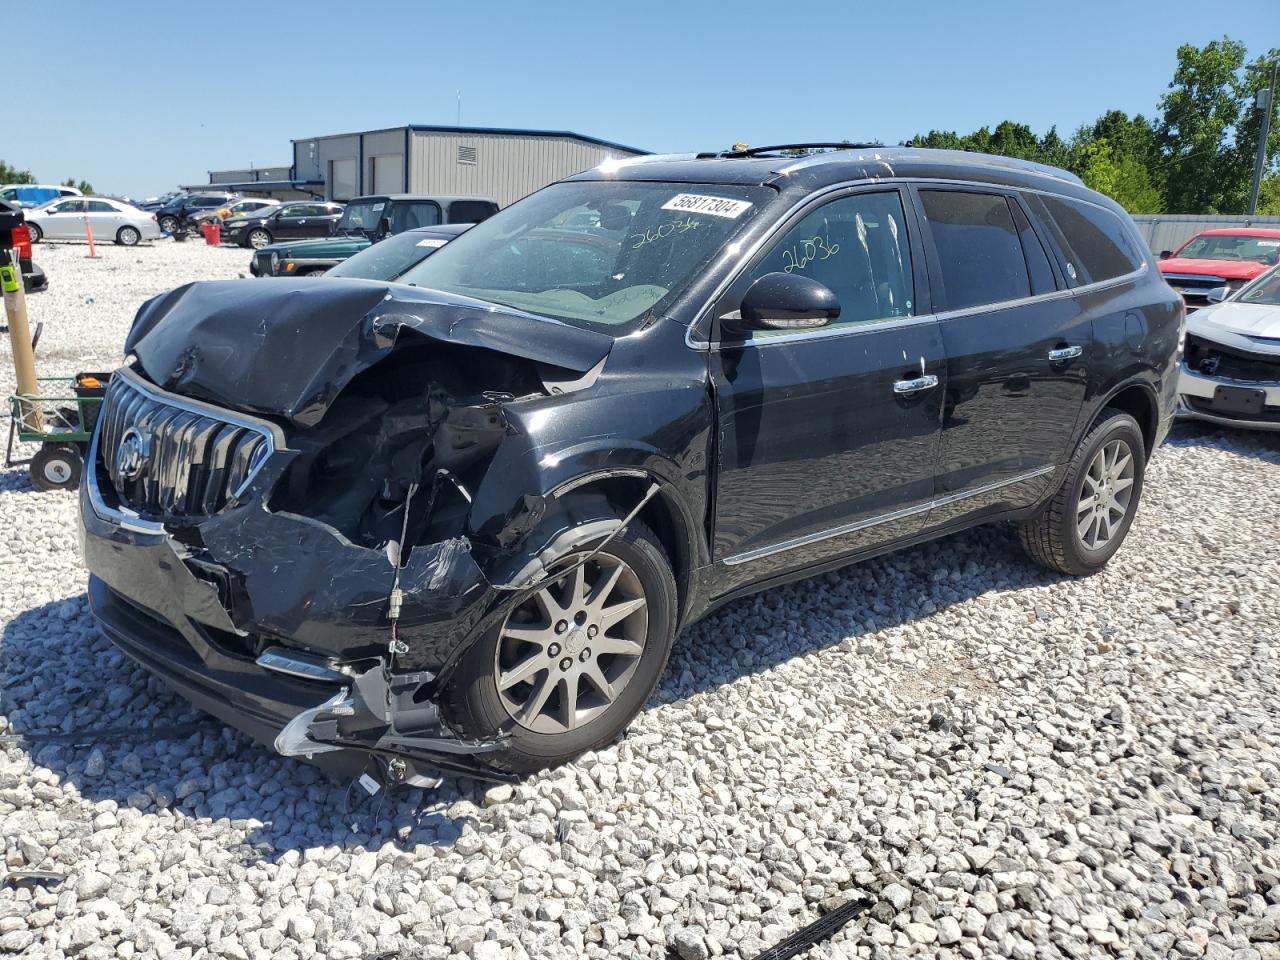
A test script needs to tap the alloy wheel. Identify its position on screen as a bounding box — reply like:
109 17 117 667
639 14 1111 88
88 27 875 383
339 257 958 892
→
160 217 177 234
119 227 140 246
495 554 648 734
1077 439 1135 550
248 230 270 249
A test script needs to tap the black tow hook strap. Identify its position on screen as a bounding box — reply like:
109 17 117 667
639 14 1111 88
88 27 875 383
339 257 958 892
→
748 898 873 960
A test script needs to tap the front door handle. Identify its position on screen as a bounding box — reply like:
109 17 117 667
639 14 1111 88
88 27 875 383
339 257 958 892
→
1047 345 1083 362
893 374 939 394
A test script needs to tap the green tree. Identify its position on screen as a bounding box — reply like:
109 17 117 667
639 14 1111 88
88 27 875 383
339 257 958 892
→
0 160 35 184
1075 138 1164 212
62 177 94 195
1230 49 1280 212
1158 37 1250 213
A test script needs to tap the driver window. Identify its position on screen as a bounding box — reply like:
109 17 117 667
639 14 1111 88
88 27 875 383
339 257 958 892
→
745 192 914 336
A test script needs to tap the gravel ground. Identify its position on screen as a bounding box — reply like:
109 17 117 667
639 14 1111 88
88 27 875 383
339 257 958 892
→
2 239 1279 960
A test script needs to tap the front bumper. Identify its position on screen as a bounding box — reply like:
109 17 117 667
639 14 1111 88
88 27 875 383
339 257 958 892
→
1176 364 1280 432
79 420 510 778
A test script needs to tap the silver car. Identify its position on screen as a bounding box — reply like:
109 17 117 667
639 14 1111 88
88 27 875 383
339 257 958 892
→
1178 263 1280 431
25 196 162 247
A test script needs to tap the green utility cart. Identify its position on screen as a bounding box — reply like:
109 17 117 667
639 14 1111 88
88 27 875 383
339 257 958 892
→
6 371 111 491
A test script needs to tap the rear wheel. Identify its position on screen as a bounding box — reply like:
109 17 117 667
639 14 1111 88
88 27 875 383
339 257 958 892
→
26 223 42 243
442 516 677 774
116 226 141 246
30 444 83 492
1019 409 1146 576
159 215 179 234
247 229 271 249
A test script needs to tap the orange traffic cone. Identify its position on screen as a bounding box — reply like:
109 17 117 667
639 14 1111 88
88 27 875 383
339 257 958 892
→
83 216 99 259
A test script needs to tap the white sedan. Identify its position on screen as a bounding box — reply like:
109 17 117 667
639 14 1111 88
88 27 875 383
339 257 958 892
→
1178 263 1280 431
25 196 161 246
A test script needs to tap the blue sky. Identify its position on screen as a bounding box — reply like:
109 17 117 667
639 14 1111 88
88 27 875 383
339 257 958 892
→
13 1 1280 198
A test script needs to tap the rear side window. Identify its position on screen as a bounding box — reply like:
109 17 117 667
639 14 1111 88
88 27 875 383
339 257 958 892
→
86 200 115 213
920 190 1029 310
1040 195 1144 284
448 200 497 224
390 201 442 232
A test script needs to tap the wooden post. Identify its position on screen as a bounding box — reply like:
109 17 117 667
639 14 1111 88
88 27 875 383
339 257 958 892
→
1 248 42 432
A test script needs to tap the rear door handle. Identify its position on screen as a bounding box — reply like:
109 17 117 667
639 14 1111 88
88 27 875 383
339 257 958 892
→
893 374 939 394
1048 345 1083 362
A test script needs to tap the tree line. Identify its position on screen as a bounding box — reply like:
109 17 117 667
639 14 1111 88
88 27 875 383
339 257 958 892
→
905 37 1278 215
0 160 94 198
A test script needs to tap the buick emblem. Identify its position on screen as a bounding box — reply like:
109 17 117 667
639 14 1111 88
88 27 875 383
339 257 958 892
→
116 427 151 481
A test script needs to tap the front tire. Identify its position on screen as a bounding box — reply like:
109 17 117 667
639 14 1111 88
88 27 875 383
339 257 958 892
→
442 516 677 775
246 229 271 249
116 226 141 246
159 216 179 234
1019 409 1146 576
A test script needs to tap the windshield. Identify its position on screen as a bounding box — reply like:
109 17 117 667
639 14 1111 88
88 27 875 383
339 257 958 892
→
1237 265 1280 306
1178 234 1280 265
396 180 771 331
327 231 450 281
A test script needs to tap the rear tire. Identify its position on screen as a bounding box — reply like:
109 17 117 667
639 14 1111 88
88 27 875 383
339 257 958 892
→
116 226 141 246
26 223 42 243
1018 409 1146 576
442 515 677 775
30 444 83 492
159 216 179 234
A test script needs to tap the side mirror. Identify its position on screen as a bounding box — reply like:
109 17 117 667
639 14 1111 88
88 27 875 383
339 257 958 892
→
723 272 840 336
1205 286 1230 303
378 216 393 236
1159 250 1173 260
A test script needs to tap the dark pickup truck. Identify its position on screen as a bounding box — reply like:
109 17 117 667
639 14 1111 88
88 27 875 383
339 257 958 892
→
249 194 498 276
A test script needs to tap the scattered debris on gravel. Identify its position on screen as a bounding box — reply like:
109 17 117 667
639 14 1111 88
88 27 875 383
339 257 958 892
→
2 240 1278 959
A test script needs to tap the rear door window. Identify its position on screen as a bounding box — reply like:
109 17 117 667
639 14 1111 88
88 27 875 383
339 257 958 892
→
391 201 442 232
1009 200 1057 295
447 200 497 224
919 190 1030 310
1039 195 1145 284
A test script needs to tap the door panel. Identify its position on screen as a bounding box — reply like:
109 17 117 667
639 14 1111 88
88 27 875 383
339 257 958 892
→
712 321 946 589
913 186 1088 516
710 188 944 593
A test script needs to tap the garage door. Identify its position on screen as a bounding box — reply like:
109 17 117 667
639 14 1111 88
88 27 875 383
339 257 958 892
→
370 155 403 194
329 158 357 201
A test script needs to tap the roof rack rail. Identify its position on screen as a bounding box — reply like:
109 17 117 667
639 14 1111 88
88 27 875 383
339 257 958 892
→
697 142 881 159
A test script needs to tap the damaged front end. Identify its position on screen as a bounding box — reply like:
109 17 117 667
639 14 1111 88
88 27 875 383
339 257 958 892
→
81 278 619 783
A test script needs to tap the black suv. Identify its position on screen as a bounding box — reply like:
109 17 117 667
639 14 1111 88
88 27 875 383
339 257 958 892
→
154 193 237 235
79 146 1182 783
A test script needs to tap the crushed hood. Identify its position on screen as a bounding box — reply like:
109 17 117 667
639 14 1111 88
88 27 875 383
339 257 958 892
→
1188 300 1280 357
125 279 614 427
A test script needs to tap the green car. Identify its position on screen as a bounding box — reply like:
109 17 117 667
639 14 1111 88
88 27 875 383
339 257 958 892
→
249 194 498 277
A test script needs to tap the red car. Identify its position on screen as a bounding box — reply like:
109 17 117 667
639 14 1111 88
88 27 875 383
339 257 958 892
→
1158 227 1280 306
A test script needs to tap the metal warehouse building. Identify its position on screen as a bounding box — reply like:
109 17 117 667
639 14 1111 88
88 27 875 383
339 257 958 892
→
194 125 647 205
293 125 647 206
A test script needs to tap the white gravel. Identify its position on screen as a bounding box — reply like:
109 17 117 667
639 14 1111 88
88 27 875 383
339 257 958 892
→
2 239 1280 960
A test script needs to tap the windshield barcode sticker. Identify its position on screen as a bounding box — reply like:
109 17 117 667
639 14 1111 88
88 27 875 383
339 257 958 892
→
661 194 753 219
416 238 448 248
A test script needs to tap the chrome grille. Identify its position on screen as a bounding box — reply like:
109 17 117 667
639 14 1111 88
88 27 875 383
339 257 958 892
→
98 370 272 517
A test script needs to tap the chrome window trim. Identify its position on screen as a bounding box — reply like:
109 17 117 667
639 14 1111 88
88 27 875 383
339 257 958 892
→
687 176 1149 352
722 465 1056 566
